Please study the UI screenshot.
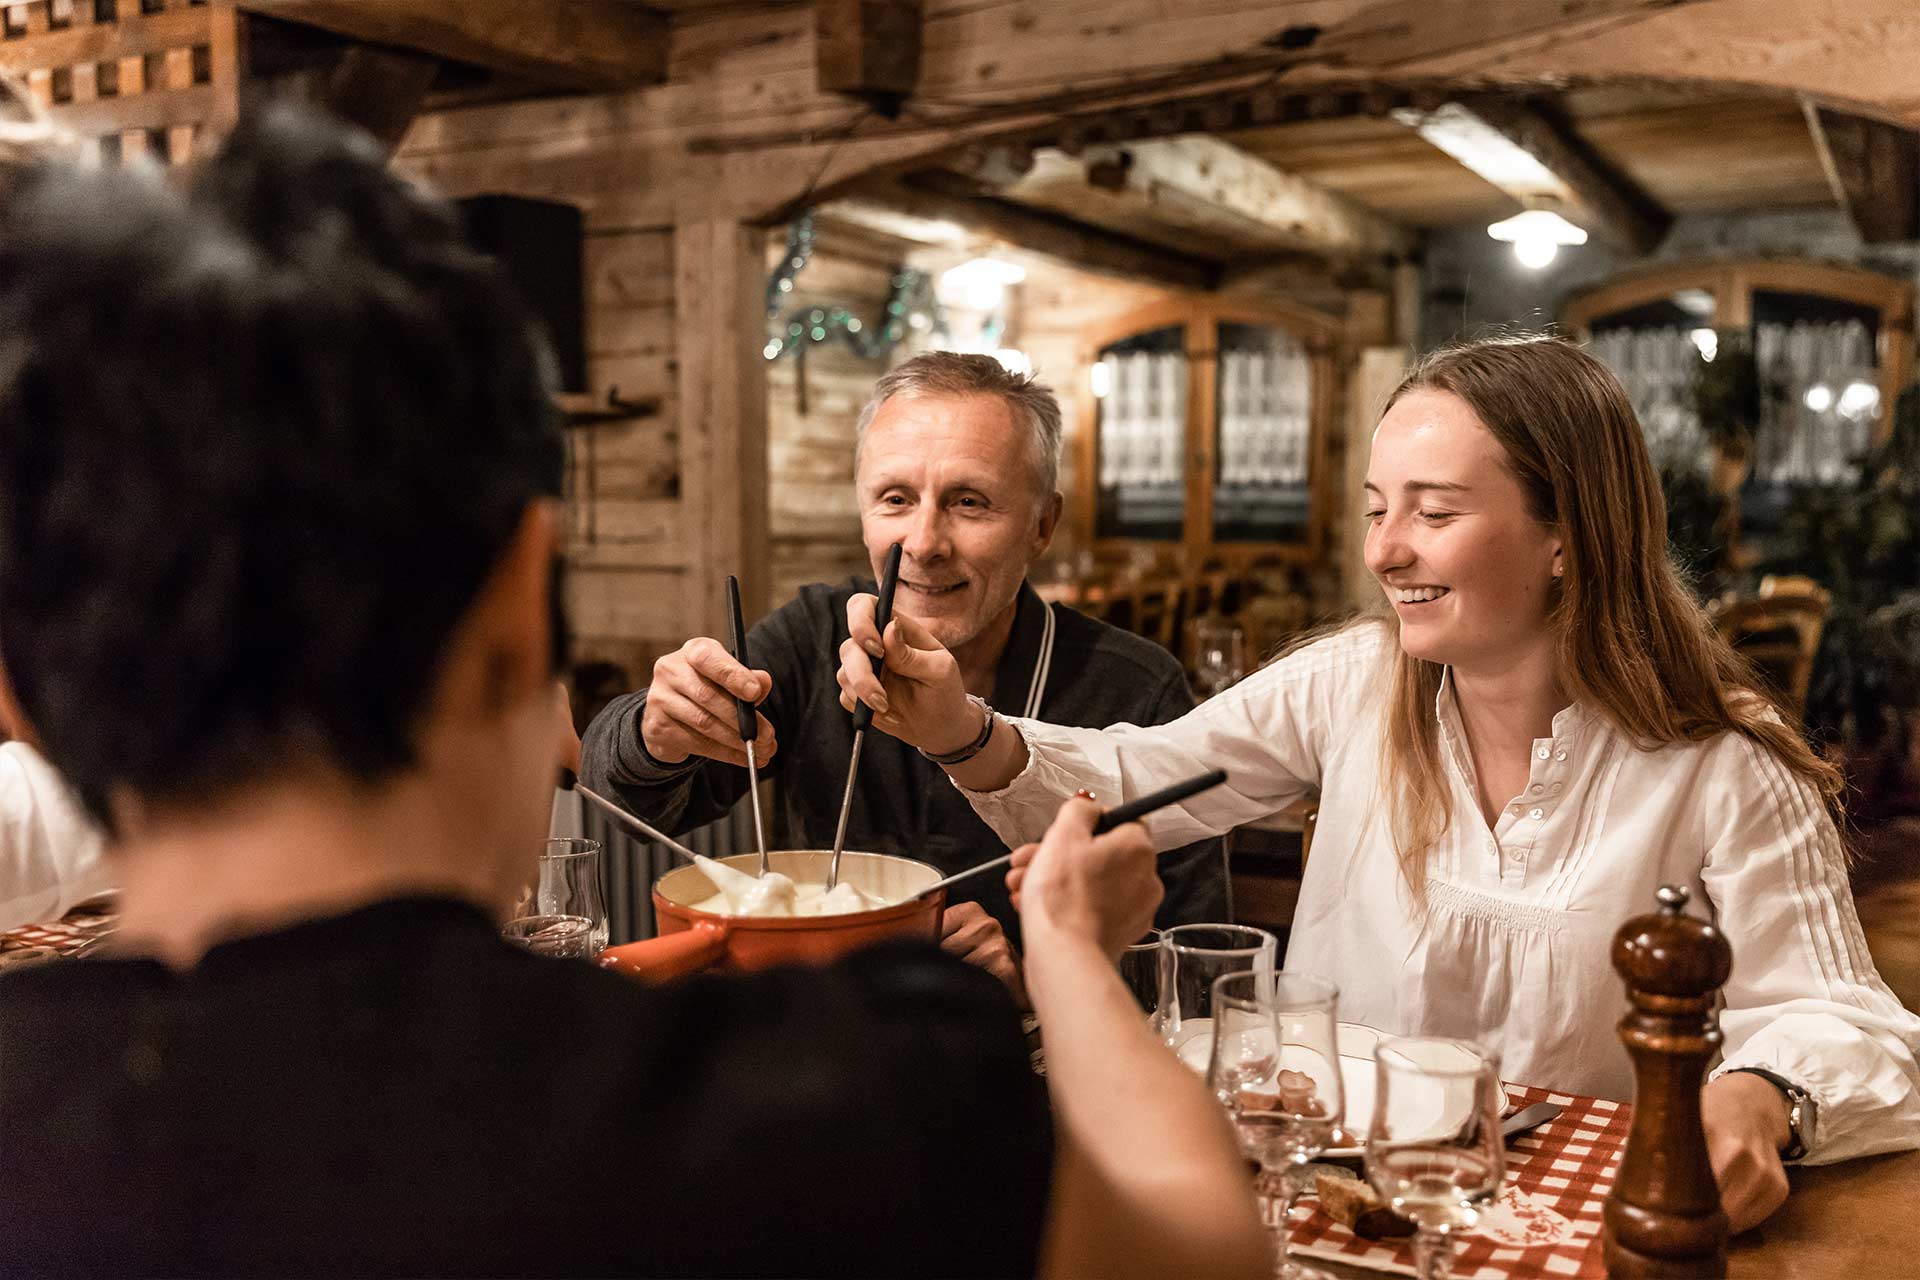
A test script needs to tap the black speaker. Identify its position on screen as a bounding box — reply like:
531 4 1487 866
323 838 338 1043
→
457 194 587 394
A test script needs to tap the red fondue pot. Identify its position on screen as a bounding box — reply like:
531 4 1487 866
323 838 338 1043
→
596 849 947 982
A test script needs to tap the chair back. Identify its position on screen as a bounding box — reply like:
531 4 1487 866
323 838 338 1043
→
1709 583 1832 722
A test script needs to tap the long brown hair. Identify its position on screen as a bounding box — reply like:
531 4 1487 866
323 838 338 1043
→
1369 335 1842 896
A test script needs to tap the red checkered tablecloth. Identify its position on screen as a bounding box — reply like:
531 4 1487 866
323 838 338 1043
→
1291 1084 1631 1279
0 905 117 969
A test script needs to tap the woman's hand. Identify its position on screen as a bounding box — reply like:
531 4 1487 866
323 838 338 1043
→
1702 1071 1793 1234
1007 796 1161 960
835 594 973 754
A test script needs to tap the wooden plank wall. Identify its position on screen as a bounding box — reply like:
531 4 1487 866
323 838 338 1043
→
764 217 917 606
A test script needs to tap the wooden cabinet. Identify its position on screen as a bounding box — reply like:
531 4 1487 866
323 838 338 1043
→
1075 297 1342 568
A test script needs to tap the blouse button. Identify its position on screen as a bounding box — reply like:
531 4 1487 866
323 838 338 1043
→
1529 784 1544 795
1509 802 1522 815
1528 806 1545 820
1509 848 1524 862
1535 746 1551 760
1551 782 1564 794
1554 749 1568 762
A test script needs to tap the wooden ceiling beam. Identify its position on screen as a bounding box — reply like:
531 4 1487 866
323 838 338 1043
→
1000 134 1416 262
236 1 668 92
1803 100 1920 244
1420 95 1672 255
815 0 921 118
852 172 1220 292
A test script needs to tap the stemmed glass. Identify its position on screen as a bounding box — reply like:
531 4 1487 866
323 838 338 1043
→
1158 923 1279 1066
1365 1037 1506 1280
1206 971 1343 1280
506 837 608 959
1193 618 1248 698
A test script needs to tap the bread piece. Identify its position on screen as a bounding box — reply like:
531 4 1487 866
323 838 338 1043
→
1313 1173 1416 1240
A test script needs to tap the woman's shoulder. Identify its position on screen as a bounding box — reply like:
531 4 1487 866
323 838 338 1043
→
1262 616 1395 681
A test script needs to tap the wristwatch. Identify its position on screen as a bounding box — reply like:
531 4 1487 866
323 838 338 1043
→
1728 1067 1817 1161
919 694 996 766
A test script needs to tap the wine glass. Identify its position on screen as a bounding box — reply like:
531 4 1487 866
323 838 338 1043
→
1159 923 1279 1067
1192 618 1248 698
1207 970 1343 1280
1365 1037 1506 1280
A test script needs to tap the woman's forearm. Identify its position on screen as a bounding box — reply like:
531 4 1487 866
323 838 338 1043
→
1025 919 1268 1280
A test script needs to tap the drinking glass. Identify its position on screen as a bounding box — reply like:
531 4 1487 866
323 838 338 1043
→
1158 923 1279 1068
1207 970 1343 1280
1117 928 1164 1017
502 913 597 959
1365 1037 1506 1280
1192 618 1248 697
511 837 608 957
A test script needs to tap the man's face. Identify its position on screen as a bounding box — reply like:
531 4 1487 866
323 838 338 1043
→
855 392 1060 653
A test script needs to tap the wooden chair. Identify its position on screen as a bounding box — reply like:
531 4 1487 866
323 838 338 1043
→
1709 579 1832 722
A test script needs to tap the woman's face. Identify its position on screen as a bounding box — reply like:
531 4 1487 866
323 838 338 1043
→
1363 389 1563 676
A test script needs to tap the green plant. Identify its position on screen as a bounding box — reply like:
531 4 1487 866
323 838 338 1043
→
1761 381 1920 760
1690 328 1775 461
1659 462 1730 597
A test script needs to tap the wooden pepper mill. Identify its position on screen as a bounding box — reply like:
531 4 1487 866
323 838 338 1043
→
1604 884 1733 1279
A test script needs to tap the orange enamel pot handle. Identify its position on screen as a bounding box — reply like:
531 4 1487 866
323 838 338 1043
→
596 920 729 981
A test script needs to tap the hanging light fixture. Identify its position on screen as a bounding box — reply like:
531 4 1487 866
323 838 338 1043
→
1487 202 1588 269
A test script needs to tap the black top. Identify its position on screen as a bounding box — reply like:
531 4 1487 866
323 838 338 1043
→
0 897 1052 1278
581 581 1227 945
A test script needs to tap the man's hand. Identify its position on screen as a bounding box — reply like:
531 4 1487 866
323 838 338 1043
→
836 596 973 754
1006 796 1161 960
1702 1071 1793 1234
639 637 777 769
940 901 1028 1010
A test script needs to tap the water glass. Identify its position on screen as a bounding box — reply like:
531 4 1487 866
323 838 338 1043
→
1365 1037 1506 1280
1158 923 1279 1068
1193 618 1248 697
502 913 596 959
1207 970 1343 1280
512 837 608 957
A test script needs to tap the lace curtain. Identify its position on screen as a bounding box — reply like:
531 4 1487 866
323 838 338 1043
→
1096 350 1186 531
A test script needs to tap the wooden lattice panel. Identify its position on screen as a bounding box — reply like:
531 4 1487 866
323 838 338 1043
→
0 0 238 166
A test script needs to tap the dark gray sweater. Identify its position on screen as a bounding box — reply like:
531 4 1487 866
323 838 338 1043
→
581 580 1228 944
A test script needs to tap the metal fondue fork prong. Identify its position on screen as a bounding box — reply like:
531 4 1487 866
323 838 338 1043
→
726 574 770 878
828 540 902 891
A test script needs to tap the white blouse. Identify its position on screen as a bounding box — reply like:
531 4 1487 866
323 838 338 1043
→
0 741 109 932
963 625 1920 1165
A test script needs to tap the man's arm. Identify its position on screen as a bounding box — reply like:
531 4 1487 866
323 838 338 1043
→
577 594 818 835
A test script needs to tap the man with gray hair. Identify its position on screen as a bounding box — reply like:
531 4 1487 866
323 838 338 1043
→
582 352 1226 998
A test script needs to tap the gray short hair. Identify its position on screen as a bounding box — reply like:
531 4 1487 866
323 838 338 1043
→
854 351 1063 496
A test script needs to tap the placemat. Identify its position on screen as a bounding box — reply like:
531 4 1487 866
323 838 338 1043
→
1290 1084 1631 1279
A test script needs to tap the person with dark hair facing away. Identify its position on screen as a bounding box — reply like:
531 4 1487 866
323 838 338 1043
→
0 108 1267 1279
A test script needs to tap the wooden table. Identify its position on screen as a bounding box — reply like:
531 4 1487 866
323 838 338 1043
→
1305 1148 1920 1279
1729 1148 1920 1278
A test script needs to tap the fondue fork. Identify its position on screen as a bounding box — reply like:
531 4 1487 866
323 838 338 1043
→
919 768 1232 896
726 574 770 877
827 540 903 891
576 783 702 865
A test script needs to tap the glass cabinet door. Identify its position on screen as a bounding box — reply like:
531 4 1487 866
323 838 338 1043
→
1093 325 1187 542
1583 288 1719 476
1212 321 1314 544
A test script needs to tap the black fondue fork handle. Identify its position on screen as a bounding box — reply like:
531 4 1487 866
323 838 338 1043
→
851 541 904 732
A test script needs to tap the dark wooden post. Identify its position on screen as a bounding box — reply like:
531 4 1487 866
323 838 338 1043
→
1604 884 1733 1278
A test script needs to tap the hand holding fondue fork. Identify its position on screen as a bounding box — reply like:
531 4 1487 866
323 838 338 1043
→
637 627 778 772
